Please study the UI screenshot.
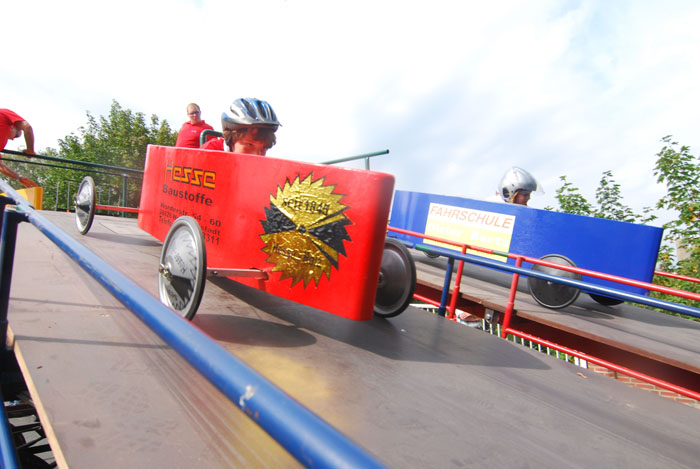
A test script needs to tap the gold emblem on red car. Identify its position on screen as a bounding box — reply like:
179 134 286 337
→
260 174 352 287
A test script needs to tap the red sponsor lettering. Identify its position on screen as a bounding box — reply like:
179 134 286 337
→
165 161 217 189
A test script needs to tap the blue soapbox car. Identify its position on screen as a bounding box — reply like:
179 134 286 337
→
388 190 664 309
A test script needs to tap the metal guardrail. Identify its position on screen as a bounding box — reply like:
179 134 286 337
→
0 181 383 468
1 149 143 211
321 150 389 170
1 149 144 175
197 132 388 170
417 244 700 319
655 269 700 285
0 156 139 180
388 225 700 318
199 129 222 146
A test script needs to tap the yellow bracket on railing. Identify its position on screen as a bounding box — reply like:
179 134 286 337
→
0 186 43 210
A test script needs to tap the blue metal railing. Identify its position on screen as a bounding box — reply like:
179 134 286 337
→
0 181 383 468
0 388 17 469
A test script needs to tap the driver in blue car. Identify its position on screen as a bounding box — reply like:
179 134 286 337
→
498 167 541 206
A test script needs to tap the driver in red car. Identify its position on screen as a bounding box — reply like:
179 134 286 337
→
201 98 280 156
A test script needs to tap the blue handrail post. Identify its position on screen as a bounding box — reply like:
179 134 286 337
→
0 196 12 240
0 387 20 469
438 257 455 317
0 204 23 469
0 209 26 343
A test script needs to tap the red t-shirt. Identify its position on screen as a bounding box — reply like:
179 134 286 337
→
201 137 225 151
175 120 215 148
0 108 25 151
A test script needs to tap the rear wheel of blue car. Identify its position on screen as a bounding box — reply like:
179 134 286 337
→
589 293 623 306
527 254 581 309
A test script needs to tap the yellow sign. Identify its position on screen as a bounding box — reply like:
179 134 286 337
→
1 186 43 210
424 202 514 262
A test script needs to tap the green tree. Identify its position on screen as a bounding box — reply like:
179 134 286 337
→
654 136 700 253
547 175 593 216
31 100 177 211
593 170 656 224
651 136 700 307
546 170 655 224
548 136 700 314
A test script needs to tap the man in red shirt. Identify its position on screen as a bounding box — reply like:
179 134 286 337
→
175 103 214 148
201 98 279 156
0 108 38 187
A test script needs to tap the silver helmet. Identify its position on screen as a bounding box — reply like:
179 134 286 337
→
221 98 280 131
498 167 541 202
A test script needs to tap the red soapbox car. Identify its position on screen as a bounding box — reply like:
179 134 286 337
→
74 145 416 321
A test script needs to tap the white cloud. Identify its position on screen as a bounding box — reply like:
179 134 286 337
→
3 0 700 227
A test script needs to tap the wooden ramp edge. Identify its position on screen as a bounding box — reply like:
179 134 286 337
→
7 327 68 468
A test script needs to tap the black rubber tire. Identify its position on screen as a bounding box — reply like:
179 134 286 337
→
527 254 581 309
589 293 624 306
158 217 207 320
374 238 417 318
74 176 96 235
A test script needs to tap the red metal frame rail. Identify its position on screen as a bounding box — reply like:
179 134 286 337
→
388 226 700 310
655 269 700 285
94 204 140 213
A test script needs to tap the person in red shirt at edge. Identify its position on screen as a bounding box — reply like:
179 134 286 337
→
201 98 279 156
0 108 38 187
175 103 215 148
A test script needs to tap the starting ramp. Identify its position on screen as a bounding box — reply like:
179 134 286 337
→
5 211 700 467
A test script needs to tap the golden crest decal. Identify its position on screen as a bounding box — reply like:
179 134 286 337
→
260 174 352 287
